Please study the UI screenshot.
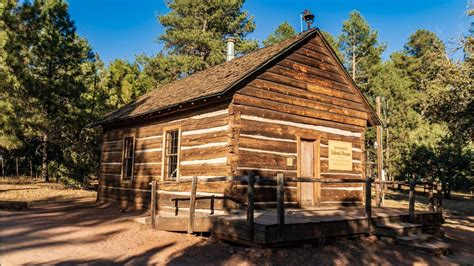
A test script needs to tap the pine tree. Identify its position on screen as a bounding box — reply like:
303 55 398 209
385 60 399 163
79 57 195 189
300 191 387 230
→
338 11 385 94
423 11 473 142
102 59 148 109
388 29 472 195
157 0 258 75
0 1 23 150
4 0 95 181
136 53 182 89
262 22 296 47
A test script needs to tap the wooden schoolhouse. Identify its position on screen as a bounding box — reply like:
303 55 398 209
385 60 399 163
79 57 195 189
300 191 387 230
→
94 28 381 211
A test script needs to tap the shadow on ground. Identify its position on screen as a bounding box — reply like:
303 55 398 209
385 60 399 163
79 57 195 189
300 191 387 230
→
1 192 473 265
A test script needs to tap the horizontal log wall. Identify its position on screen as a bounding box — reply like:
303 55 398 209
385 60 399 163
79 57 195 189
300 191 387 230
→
99 105 233 207
231 34 368 206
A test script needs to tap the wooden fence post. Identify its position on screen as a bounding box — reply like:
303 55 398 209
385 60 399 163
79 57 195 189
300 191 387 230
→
1 157 4 178
150 180 157 229
409 179 415 223
276 173 285 242
365 177 372 234
436 181 443 213
188 176 198 234
428 183 435 212
247 173 255 241
29 160 33 179
16 157 19 177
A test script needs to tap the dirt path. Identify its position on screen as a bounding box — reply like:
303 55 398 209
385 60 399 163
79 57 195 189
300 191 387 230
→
1 183 473 265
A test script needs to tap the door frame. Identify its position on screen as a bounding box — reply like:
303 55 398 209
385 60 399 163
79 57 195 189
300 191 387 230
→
296 133 321 207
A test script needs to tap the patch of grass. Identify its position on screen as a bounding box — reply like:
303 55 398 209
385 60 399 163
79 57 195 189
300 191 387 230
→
0 180 96 203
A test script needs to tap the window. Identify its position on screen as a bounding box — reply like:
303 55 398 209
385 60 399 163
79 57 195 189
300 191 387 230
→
164 129 180 180
122 136 135 181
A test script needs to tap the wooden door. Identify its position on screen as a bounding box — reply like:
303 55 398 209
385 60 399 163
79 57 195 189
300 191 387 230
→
300 140 315 207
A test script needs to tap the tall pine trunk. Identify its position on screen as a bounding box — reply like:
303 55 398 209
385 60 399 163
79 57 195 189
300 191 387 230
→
42 133 49 182
352 45 356 79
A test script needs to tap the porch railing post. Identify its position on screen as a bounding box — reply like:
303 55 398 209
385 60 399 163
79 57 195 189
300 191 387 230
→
150 180 157 229
246 173 255 241
428 182 435 212
375 180 381 207
276 173 285 242
409 179 415 223
436 181 443 213
365 177 372 234
187 175 198 234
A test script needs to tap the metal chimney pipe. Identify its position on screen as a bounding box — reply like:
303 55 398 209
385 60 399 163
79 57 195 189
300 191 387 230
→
226 37 236 62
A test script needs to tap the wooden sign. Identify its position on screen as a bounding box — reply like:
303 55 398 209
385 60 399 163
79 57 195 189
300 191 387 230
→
328 140 352 171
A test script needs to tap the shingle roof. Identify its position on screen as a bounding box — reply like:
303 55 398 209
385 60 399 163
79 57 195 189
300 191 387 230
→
95 28 381 126
95 29 318 125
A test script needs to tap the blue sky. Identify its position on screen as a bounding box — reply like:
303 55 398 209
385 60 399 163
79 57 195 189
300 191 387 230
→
68 0 470 64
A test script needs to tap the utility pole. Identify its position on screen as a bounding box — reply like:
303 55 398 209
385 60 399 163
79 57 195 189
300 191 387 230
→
352 46 356 80
376 96 384 206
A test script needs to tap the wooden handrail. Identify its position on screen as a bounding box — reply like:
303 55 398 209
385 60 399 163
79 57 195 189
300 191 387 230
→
149 177 438 187
372 180 436 186
171 195 247 211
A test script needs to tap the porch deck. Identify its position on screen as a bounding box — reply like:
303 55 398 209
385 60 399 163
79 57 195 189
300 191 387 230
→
211 207 443 247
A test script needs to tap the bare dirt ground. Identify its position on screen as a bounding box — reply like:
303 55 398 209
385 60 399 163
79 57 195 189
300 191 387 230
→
1 181 473 265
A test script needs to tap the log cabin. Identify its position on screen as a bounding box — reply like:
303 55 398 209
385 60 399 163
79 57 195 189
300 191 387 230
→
94 28 381 212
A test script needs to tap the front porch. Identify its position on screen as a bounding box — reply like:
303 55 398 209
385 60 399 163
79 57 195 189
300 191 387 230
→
211 206 443 247
147 175 444 248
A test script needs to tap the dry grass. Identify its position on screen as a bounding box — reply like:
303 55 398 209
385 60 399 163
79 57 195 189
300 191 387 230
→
0 179 96 203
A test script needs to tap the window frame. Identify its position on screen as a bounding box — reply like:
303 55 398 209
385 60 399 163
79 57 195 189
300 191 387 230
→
121 133 136 183
161 126 182 181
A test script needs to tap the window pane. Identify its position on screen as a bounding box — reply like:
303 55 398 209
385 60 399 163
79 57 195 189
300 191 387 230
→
165 129 179 179
126 158 133 178
122 137 134 180
128 139 134 158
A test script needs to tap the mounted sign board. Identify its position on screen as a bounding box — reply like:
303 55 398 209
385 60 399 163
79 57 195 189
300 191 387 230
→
328 140 352 171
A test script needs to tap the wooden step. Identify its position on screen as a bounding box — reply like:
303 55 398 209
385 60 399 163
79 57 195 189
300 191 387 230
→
422 225 445 237
407 241 451 256
396 233 435 244
375 222 422 237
